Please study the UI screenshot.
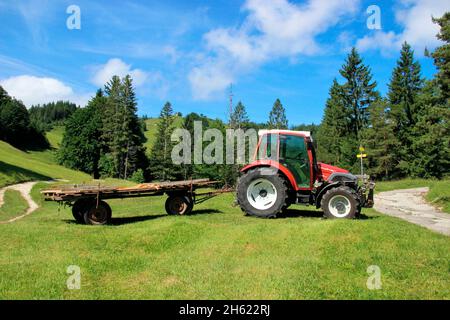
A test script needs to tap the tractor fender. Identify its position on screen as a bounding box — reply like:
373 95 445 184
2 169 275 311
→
241 160 298 190
315 182 341 208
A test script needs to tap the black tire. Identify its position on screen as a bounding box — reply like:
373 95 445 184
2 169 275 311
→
237 167 289 218
321 186 359 219
165 195 193 215
83 200 112 225
72 199 92 224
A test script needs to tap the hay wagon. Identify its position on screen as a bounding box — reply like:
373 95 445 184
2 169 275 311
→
41 179 229 225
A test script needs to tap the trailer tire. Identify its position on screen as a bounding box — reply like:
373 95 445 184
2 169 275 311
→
83 200 112 225
165 195 193 215
237 167 288 218
72 199 92 224
321 186 359 219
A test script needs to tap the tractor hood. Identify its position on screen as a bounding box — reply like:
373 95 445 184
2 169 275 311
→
317 162 349 181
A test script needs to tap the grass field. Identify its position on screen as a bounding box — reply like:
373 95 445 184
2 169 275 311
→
0 189 28 222
0 135 449 299
0 182 449 299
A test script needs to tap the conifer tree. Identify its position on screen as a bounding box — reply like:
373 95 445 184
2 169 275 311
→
316 79 354 167
387 42 424 173
230 101 249 129
268 99 288 129
150 102 182 181
339 48 379 140
362 99 400 180
101 75 147 179
431 13 450 102
410 80 450 178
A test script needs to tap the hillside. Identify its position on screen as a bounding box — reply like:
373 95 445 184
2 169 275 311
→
0 140 90 188
144 116 183 152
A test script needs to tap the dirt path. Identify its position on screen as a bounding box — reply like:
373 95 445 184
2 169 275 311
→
374 187 450 236
0 182 38 224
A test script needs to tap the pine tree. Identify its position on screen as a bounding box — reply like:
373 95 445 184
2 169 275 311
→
410 80 450 178
268 99 288 129
230 101 249 129
316 79 355 167
101 76 147 179
150 102 182 181
388 42 424 174
362 99 400 180
431 12 450 102
339 48 379 140
121 75 148 180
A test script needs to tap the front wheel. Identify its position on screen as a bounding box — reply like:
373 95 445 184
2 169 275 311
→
237 168 288 218
321 186 359 219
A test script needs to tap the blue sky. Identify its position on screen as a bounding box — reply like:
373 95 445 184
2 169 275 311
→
0 0 448 125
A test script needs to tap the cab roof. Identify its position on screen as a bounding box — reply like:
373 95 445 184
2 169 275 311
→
258 129 312 138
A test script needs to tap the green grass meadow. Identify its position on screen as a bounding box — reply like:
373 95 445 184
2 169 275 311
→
0 129 449 299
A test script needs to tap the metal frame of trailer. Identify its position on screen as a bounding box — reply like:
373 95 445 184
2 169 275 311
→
41 179 231 225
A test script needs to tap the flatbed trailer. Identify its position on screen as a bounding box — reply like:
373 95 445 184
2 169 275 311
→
41 179 231 225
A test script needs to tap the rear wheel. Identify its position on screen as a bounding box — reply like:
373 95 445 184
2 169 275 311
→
237 168 288 218
83 200 112 225
72 199 91 223
165 195 193 215
321 186 359 219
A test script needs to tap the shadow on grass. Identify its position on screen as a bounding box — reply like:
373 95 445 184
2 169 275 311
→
0 161 51 185
63 208 223 226
279 208 376 220
110 214 168 225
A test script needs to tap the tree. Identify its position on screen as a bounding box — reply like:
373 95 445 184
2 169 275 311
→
58 91 104 178
121 75 148 180
362 99 401 180
230 101 249 129
268 99 288 129
316 79 355 168
339 48 379 140
387 42 424 175
317 49 378 171
101 76 147 179
410 80 450 178
0 86 48 150
149 102 182 181
29 101 78 132
431 12 450 102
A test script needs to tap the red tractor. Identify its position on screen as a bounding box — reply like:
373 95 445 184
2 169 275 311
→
237 130 374 219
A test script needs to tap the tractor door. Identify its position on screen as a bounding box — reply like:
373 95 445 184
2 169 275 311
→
279 134 311 189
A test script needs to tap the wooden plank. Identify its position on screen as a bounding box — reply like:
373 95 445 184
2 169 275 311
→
41 179 219 201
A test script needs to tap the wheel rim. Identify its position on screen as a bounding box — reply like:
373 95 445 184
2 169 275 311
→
328 195 351 217
246 178 278 210
169 197 187 215
88 206 108 224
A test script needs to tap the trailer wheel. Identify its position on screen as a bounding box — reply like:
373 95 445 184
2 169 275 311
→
72 199 91 224
321 186 359 219
83 201 112 225
165 195 193 215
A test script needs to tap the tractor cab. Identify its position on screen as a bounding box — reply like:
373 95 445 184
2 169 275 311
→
252 130 317 190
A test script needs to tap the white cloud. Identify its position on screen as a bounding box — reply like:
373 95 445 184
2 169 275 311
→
188 0 361 100
91 58 148 87
356 0 447 54
0 75 90 107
